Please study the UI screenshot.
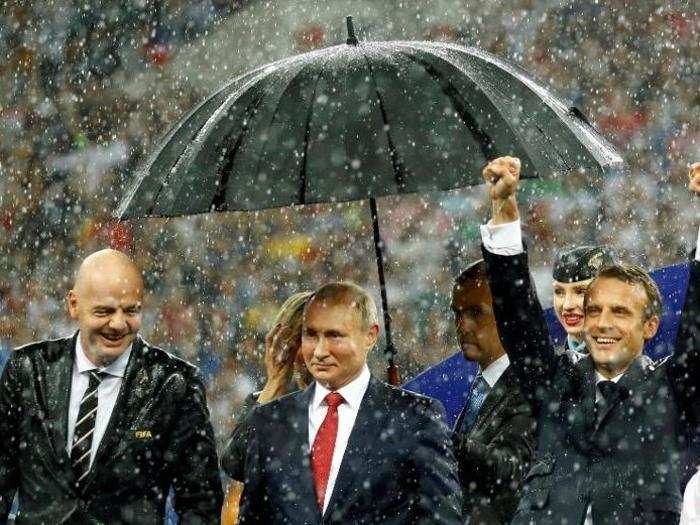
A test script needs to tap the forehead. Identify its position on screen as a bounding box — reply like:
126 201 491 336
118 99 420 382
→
305 300 361 328
79 272 143 304
553 278 593 290
452 279 491 310
587 277 648 309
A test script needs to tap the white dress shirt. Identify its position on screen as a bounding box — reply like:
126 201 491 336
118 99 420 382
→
66 334 132 467
480 219 524 255
682 470 700 524
308 365 371 515
480 353 510 388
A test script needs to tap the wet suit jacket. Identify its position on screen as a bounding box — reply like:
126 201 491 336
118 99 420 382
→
482 247 700 524
229 377 463 524
0 333 223 524
453 365 536 524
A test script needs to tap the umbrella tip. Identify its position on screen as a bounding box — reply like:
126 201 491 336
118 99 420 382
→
346 16 358 46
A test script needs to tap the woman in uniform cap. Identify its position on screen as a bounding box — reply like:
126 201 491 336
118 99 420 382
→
551 245 619 362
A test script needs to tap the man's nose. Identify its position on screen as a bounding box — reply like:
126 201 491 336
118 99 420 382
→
458 317 476 332
109 311 128 331
597 309 614 330
313 337 329 359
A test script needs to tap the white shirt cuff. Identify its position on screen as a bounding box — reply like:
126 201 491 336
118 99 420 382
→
695 223 700 262
480 220 524 255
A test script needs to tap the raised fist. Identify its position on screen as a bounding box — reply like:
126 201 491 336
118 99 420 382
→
482 156 521 201
688 162 700 195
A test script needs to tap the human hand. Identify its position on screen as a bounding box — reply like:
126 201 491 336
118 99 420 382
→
264 323 297 379
482 156 521 200
482 156 521 224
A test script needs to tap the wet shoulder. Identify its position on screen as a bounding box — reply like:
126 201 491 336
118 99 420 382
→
380 383 444 419
12 336 73 364
138 339 199 376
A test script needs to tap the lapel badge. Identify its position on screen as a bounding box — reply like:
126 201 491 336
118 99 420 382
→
135 430 153 439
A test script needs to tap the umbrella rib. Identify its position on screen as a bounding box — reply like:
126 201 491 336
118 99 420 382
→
397 42 534 163
211 91 270 211
249 52 337 206
117 66 270 219
396 50 496 161
359 52 406 191
298 53 338 205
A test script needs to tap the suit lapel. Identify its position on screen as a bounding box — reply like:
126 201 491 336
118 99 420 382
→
42 334 76 470
469 367 512 434
323 378 383 522
564 356 597 451
454 404 468 433
290 385 322 522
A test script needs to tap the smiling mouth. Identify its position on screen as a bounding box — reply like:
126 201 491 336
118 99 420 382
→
563 314 584 326
593 336 620 348
101 333 127 344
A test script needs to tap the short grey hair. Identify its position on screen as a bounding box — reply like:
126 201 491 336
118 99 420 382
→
306 282 379 329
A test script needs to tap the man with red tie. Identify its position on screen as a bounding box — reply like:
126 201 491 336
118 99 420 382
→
233 281 463 524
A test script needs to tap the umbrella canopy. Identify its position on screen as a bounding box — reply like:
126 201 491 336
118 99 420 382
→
117 20 621 219
116 18 623 384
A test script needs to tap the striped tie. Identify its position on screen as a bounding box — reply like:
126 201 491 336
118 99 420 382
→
71 370 106 485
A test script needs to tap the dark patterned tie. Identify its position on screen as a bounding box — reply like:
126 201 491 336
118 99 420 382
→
462 374 490 432
71 370 106 485
598 380 621 404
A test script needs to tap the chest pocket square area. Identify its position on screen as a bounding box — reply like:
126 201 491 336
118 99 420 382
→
134 430 153 439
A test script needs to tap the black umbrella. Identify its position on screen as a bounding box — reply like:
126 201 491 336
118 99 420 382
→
117 17 622 384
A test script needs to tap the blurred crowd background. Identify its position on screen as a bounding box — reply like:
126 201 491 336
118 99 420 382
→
1 0 698 446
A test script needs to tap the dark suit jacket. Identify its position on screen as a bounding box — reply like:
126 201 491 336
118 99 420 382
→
453 366 536 524
227 377 463 524
0 333 223 524
482 247 700 524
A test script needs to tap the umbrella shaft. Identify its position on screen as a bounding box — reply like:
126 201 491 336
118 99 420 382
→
369 197 395 354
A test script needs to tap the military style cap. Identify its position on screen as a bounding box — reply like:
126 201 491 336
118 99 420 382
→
552 245 619 283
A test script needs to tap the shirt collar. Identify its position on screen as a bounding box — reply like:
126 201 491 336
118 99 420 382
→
479 353 510 388
75 332 132 378
312 364 371 411
594 370 624 384
567 335 588 355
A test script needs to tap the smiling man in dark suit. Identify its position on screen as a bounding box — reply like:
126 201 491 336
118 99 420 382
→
478 157 700 524
451 261 536 524
231 281 463 524
0 248 223 523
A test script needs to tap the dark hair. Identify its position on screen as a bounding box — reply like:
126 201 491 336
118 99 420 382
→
586 264 662 320
454 259 487 288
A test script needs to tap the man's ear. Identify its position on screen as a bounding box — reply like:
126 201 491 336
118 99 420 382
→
642 315 660 341
67 290 79 320
365 324 380 350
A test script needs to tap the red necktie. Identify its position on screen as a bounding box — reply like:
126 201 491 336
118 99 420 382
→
311 392 345 511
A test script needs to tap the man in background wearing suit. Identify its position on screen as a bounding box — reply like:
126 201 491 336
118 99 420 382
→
451 261 536 524
479 156 700 524
0 249 223 523
233 281 463 524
